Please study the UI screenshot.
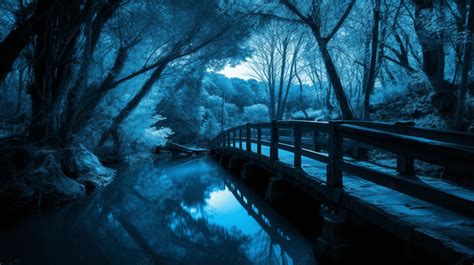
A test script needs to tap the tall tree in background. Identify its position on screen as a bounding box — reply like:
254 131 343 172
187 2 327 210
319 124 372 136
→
249 21 304 120
0 0 54 81
363 0 382 120
413 0 456 112
97 0 250 147
279 0 356 120
454 0 474 130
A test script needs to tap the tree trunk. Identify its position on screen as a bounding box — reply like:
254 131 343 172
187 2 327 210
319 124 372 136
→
363 0 381 120
60 0 122 145
72 46 130 135
413 0 455 112
0 0 54 81
280 0 355 120
97 62 169 147
315 38 353 120
276 40 288 119
28 0 83 146
453 0 474 130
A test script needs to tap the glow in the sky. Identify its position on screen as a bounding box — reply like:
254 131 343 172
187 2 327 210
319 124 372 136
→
218 62 254 80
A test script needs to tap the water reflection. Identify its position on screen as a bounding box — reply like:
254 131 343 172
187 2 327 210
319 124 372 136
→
0 157 316 265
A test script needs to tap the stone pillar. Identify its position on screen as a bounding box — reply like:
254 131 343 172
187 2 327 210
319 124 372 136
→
315 206 351 264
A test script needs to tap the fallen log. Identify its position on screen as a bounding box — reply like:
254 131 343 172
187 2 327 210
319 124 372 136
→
155 141 208 156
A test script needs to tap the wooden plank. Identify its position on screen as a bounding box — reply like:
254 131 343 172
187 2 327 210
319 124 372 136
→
276 120 329 131
339 161 474 218
338 124 474 171
301 149 329 164
343 120 474 147
278 142 294 153
252 122 271 129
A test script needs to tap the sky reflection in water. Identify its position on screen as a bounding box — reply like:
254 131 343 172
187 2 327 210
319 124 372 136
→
0 157 316 265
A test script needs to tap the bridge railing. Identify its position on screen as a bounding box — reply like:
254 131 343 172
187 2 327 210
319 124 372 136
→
211 120 474 217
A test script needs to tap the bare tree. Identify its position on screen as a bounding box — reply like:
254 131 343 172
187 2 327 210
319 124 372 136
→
363 0 381 120
279 0 356 120
249 21 304 120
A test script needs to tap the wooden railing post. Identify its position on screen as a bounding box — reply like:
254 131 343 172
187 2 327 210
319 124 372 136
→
239 127 243 150
257 126 262 154
327 121 343 188
227 130 230 147
313 130 320 152
233 129 236 147
246 123 251 152
270 120 279 161
395 121 415 176
294 124 302 169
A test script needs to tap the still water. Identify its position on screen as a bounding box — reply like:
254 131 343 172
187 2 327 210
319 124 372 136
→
0 157 316 265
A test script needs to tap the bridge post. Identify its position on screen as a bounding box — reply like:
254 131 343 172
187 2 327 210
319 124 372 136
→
313 130 320 152
227 130 230 147
294 124 302 169
270 120 279 161
246 123 251 152
257 126 262 154
315 206 350 264
395 122 415 176
327 121 343 188
239 127 243 150
232 129 236 147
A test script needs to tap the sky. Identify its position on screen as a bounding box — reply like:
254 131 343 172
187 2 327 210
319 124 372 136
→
217 62 254 80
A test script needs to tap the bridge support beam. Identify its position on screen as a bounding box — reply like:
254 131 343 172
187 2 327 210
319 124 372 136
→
266 177 321 237
219 153 233 169
264 177 287 205
241 163 272 195
315 207 351 265
209 150 222 161
228 156 246 177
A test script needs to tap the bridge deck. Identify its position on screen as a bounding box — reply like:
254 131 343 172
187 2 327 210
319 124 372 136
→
230 141 474 259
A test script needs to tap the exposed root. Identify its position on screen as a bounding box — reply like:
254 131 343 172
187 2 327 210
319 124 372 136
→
0 138 115 210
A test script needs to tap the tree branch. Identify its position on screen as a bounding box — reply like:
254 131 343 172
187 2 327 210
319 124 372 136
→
323 0 356 42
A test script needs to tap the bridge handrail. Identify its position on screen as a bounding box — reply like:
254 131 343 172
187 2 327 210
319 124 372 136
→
211 120 474 217
340 120 474 147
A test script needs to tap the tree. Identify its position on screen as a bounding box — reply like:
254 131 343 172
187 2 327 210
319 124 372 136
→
278 0 356 120
97 0 251 147
0 0 55 81
413 0 456 112
453 0 474 130
363 0 381 120
249 21 304 120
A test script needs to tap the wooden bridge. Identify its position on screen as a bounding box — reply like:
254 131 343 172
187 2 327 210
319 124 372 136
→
210 120 474 264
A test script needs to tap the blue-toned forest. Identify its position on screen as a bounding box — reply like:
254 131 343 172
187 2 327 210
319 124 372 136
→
0 1 473 265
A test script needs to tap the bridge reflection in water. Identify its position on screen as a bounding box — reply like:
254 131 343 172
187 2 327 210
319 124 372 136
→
0 158 316 265
222 174 315 265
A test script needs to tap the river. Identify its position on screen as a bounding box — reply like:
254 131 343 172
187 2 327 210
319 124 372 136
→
0 156 316 265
